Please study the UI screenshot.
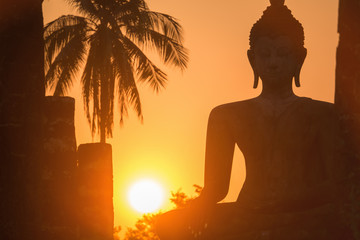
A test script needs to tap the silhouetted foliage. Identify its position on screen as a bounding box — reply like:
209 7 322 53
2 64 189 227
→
44 0 188 143
119 185 202 240
123 213 160 240
170 184 202 209
114 226 122 240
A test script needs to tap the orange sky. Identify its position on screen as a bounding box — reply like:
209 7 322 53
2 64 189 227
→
42 0 339 232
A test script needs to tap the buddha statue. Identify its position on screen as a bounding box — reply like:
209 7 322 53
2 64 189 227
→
156 1 349 239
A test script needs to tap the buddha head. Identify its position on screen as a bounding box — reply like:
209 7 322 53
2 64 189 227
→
248 0 307 89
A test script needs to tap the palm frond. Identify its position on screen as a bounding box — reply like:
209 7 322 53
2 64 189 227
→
81 37 101 136
112 0 148 16
113 0 151 29
114 3 183 42
98 29 115 138
145 11 184 43
44 15 89 36
113 37 143 124
126 26 189 71
44 15 90 72
45 32 87 96
81 27 116 137
122 36 167 92
66 0 100 20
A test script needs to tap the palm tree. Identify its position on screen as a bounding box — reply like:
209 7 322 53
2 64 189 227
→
44 0 188 143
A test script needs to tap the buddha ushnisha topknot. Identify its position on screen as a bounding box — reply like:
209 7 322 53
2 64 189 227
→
270 0 285 7
249 0 304 52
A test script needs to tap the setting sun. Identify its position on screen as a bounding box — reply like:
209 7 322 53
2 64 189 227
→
128 179 165 213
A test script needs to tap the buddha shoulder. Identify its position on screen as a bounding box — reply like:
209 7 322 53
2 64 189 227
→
209 99 255 123
301 98 337 118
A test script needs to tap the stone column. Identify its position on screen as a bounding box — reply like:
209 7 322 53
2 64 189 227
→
77 143 114 240
41 96 78 240
335 0 360 238
0 1 45 239
335 0 360 157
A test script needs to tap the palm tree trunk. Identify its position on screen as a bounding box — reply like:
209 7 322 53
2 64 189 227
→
100 121 106 143
100 93 107 143
100 74 108 144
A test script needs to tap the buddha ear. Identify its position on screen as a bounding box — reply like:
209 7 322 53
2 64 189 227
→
247 49 259 89
294 48 307 87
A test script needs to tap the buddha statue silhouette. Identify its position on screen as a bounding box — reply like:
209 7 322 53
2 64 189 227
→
156 0 348 239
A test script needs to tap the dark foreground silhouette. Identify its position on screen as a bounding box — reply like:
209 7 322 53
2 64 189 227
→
156 0 352 239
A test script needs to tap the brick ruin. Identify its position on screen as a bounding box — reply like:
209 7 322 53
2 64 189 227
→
42 96 114 240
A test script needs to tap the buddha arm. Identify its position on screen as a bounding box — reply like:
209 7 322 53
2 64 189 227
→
200 107 235 203
306 106 345 205
320 108 346 185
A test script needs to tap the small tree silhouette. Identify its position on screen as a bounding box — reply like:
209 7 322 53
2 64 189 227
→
120 185 202 240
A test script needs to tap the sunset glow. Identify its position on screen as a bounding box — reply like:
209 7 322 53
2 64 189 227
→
128 179 165 213
42 0 339 232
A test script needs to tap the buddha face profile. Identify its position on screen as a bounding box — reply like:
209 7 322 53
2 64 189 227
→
247 0 307 90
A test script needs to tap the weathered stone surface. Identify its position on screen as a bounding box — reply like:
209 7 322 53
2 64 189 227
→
208 204 350 240
0 1 45 239
335 0 360 238
41 96 78 240
77 143 114 240
336 0 360 117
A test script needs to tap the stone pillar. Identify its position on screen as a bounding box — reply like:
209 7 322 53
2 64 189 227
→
77 143 114 240
335 0 360 238
0 1 44 239
335 0 360 157
41 96 78 239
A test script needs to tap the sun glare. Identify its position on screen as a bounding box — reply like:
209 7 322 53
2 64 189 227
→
128 179 164 213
